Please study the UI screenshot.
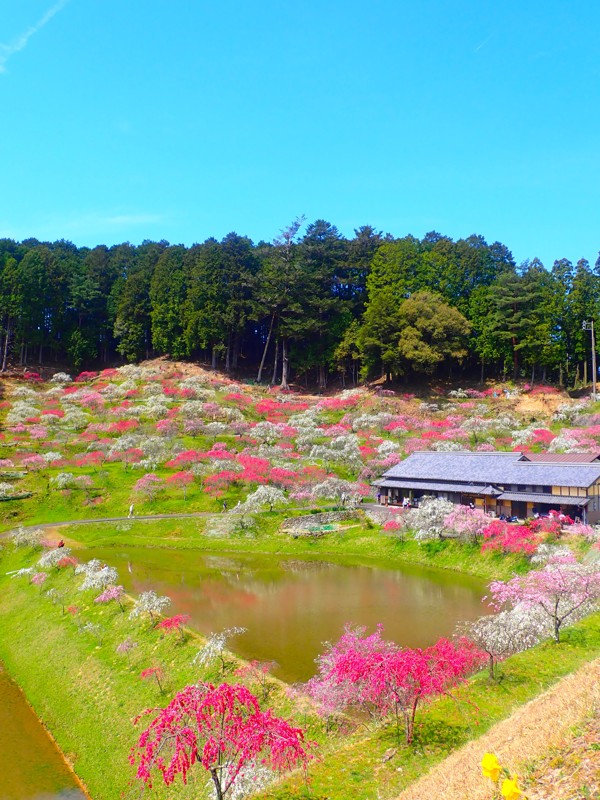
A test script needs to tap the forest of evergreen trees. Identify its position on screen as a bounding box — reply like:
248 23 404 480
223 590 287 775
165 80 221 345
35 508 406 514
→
1 219 599 388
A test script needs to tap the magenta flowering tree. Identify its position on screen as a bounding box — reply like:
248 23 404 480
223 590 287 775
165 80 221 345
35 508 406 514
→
140 666 165 693
306 624 484 743
489 556 600 642
481 520 538 555
157 614 191 641
165 471 194 500
94 585 125 611
130 682 314 800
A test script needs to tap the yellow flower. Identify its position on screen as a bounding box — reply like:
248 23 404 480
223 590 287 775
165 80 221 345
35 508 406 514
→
481 752 501 782
501 777 522 799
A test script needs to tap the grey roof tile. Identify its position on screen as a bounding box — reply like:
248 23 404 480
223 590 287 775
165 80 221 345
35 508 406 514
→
383 451 600 488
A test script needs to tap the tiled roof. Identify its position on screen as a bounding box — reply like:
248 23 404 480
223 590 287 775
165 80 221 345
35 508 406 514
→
519 453 600 463
382 451 600 488
376 478 501 496
497 492 589 507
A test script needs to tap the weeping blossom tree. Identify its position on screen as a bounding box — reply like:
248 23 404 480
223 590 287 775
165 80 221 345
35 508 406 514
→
129 682 314 800
459 605 549 679
306 624 484 743
310 478 362 509
193 627 247 674
489 555 600 643
129 590 172 626
75 560 119 592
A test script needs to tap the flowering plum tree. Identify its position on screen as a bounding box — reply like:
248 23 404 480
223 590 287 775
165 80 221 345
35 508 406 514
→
95 585 125 611
443 505 490 544
165 471 194 500
157 614 190 641
31 572 48 590
307 624 483 743
133 473 165 503
129 682 313 800
129 590 172 626
481 520 537 555
407 497 455 541
10 527 42 549
116 637 138 664
140 665 164 692
489 556 600 642
233 486 288 515
76 561 119 592
233 660 277 701
310 477 361 509
38 546 73 569
460 606 547 679
193 627 247 674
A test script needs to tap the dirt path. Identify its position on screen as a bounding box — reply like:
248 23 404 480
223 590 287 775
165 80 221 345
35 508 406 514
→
395 656 600 800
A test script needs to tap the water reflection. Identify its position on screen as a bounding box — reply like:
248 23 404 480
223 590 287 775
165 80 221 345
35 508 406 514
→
79 547 489 683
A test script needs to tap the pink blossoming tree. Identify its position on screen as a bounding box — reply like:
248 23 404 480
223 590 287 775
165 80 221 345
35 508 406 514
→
489 556 600 642
130 682 314 800
307 624 484 743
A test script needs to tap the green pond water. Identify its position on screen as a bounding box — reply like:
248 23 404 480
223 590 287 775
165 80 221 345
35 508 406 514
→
0 668 84 800
79 547 490 682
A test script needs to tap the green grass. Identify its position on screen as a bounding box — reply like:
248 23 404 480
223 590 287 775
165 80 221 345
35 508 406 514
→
270 614 600 799
56 515 530 582
1 540 599 800
0 543 322 800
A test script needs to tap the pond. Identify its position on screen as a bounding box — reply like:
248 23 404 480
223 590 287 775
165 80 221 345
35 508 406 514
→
79 547 490 682
0 667 85 800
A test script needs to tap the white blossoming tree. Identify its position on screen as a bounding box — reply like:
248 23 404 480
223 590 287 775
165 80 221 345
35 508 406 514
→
129 590 172 626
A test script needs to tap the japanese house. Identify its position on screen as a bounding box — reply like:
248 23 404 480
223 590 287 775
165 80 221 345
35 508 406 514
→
374 451 600 523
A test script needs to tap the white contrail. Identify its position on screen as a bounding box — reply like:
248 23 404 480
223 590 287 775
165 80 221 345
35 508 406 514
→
0 0 70 74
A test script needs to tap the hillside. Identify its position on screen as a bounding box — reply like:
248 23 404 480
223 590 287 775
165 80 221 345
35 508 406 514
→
0 362 599 800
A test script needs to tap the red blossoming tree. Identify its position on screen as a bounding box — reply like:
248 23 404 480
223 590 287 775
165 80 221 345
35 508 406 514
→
307 624 484 743
157 614 191 641
130 682 314 800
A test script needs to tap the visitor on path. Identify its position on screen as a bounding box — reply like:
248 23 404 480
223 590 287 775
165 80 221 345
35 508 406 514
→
222 500 228 512
128 503 134 518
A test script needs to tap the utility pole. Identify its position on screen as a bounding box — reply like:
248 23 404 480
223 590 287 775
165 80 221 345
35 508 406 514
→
582 321 597 401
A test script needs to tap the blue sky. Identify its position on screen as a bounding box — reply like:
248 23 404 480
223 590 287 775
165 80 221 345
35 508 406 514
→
1 1 599 267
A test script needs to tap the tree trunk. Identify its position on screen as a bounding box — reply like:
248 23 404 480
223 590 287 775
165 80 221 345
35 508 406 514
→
1 319 11 372
281 337 290 390
232 334 240 370
480 358 485 385
39 342 43 365
211 345 217 370
271 337 279 386
225 335 231 374
584 359 588 387
318 364 327 392
210 770 224 800
257 313 275 383
488 653 496 681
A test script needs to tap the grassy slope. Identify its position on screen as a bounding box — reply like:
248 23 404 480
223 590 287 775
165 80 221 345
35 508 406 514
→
1 532 599 800
0 544 317 800
58 516 530 583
